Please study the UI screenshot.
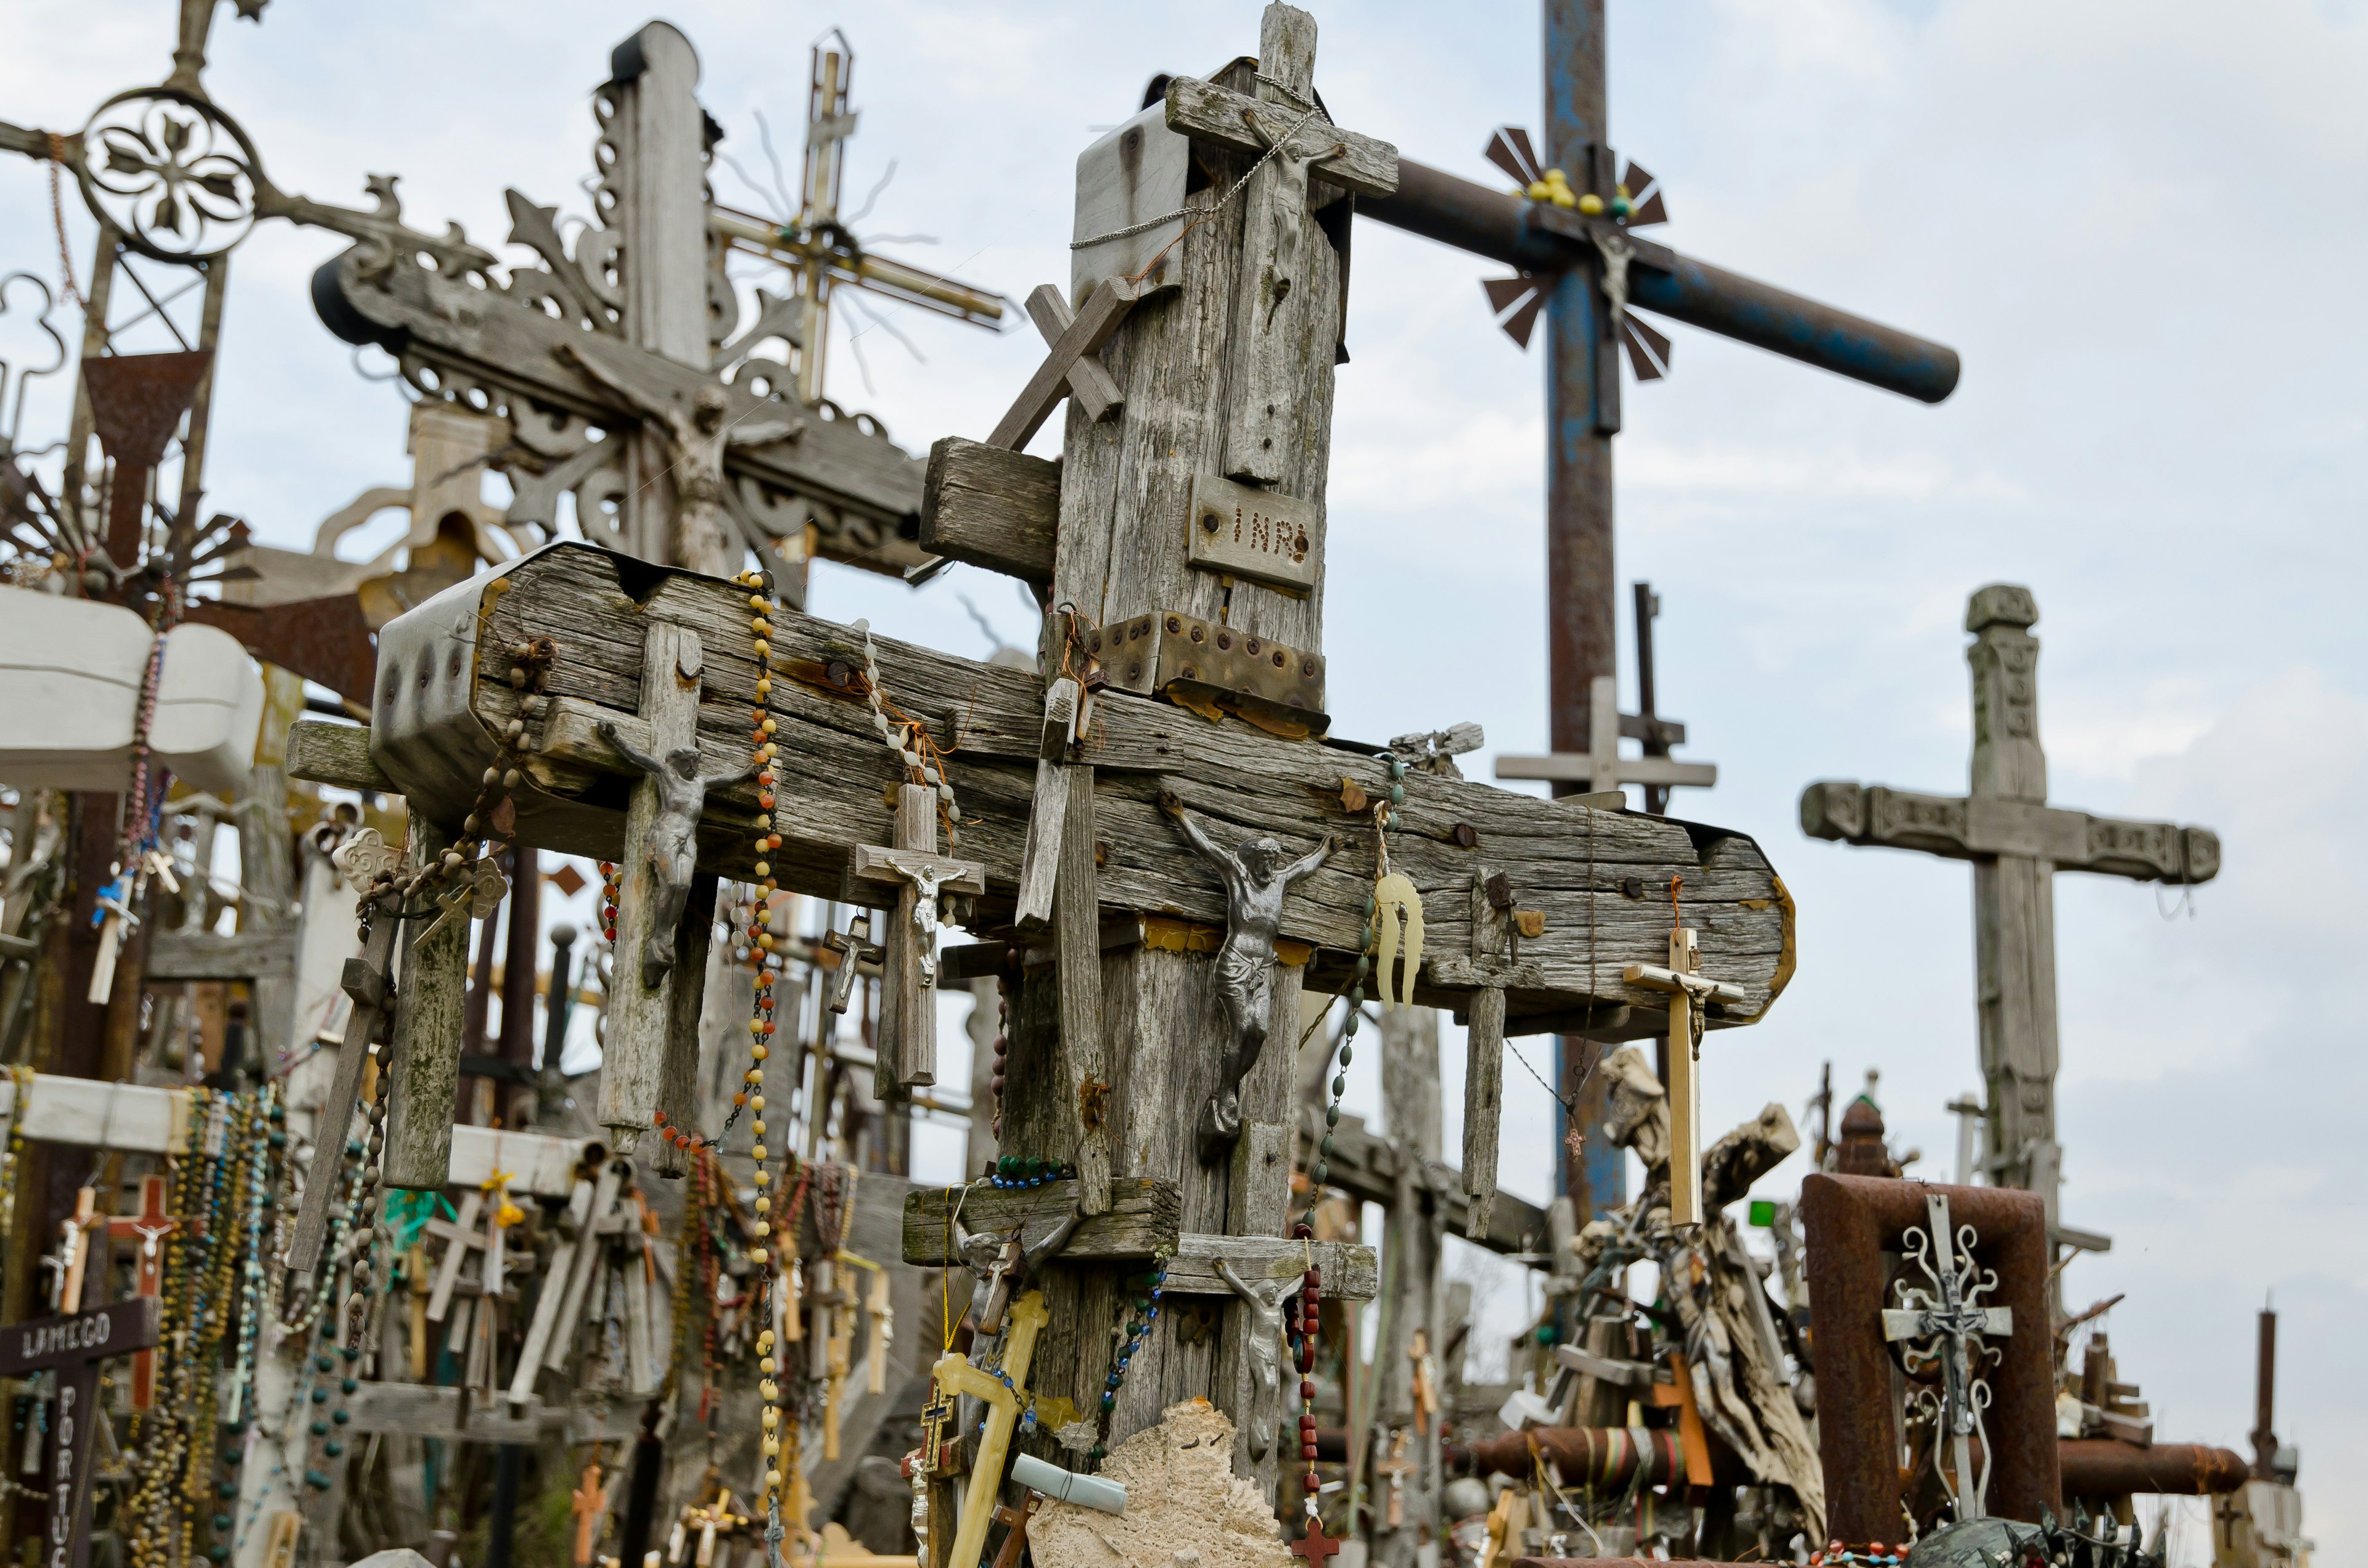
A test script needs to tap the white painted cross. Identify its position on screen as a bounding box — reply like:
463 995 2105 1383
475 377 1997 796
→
1495 673 1716 802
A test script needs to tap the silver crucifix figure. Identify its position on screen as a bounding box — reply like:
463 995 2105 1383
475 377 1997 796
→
1881 1189 2013 1522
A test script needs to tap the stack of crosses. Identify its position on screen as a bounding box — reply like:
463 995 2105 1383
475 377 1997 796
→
287 0 1798 1525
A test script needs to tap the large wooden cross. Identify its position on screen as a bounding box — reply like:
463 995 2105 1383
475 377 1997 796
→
286 0 1802 1504
1799 583 2221 1233
0 1297 162 1568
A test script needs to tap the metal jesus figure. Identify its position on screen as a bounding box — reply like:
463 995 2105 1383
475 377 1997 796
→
554 342 802 572
1216 1260 1292 1459
596 720 752 987
951 1204 1082 1340
1160 794 1333 1163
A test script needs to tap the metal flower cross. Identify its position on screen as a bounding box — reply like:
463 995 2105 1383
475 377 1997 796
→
1881 1189 2013 1522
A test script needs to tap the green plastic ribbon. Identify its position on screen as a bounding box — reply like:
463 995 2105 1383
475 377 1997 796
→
384 1189 456 1252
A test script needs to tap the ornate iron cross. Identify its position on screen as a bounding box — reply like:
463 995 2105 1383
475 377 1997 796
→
1881 1189 2013 1522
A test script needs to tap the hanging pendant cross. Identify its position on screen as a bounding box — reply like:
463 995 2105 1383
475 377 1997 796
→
1881 1189 2012 1522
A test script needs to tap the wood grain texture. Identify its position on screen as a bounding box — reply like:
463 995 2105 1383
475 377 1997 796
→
1161 76 1399 199
897 1176 1180 1265
386 819 467 1190
287 718 390 792
985 276 1149 451
287 921 400 1273
594 621 704 1151
142 928 294 982
1463 987 1506 1243
1055 764 1112 1213
1052 118 1335 667
919 438 1058 585
1024 285 1124 421
401 544 1789 1033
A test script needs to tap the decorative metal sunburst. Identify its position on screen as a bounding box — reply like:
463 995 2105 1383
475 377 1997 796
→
1476 125 1672 381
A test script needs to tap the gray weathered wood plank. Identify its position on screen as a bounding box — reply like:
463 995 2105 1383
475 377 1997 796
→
417 544 1791 1033
1161 76 1399 199
1024 285 1124 422
918 438 1059 585
385 818 467 1191
898 1176 1179 1266
1055 763 1111 1214
985 276 1152 452
144 928 296 982
287 718 392 792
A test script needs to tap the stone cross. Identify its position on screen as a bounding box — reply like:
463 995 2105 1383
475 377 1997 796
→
1800 584 2221 1233
99 1175 175 1410
1624 924 1745 1227
0 1297 162 1568
854 782 985 1098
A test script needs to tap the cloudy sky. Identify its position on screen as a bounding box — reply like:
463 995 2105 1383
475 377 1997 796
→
5 0 2363 1551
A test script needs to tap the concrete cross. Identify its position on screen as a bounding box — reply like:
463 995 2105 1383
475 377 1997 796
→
1799 583 2221 1238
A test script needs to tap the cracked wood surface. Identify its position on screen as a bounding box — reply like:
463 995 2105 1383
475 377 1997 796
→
296 541 1792 1033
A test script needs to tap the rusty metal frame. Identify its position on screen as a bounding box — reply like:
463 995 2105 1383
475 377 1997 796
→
1801 1174 2059 1539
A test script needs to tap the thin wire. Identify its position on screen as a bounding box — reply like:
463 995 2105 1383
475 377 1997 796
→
844 160 899 229
752 109 800 221
44 136 83 313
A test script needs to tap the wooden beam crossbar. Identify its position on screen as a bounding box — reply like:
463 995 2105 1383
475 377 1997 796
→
298 543 1794 1039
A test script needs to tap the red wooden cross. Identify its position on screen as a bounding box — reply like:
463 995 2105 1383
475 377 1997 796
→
1290 1522 1342 1566
101 1175 176 1410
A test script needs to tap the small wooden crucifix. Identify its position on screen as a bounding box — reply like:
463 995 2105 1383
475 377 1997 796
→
100 1175 176 1410
1624 921 1744 1226
0 1297 162 1568
853 782 984 1096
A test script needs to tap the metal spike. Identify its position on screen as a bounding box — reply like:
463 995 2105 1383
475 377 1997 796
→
1621 160 1670 226
1481 277 1544 350
1622 314 1672 380
1482 276 1536 315
1501 291 1545 350
1484 127 1541 187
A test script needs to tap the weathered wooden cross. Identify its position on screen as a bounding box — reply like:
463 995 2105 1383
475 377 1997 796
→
286 0 1799 1507
0 1297 162 1568
1799 584 2221 1234
306 21 939 584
